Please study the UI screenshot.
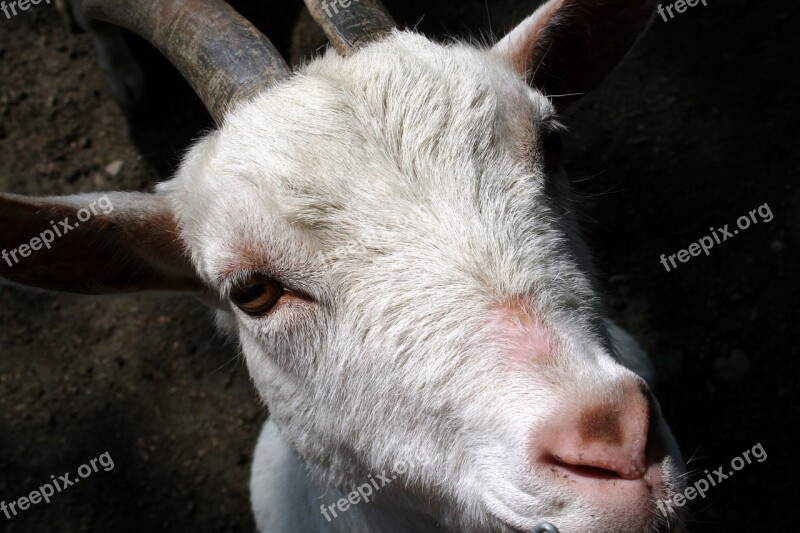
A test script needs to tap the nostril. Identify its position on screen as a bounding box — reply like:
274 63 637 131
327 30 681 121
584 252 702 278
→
534 380 653 482
548 453 643 481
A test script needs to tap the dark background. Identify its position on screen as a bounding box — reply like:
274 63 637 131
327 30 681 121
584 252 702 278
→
0 0 797 531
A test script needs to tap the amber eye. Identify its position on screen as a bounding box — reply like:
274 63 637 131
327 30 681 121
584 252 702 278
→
541 129 564 172
229 274 284 316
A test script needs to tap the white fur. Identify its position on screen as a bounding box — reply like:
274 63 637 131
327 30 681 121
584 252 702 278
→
249 317 660 533
153 30 684 532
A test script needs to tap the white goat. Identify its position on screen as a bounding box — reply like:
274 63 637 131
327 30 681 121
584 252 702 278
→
0 0 685 531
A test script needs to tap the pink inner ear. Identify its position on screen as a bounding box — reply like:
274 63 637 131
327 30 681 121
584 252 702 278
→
491 297 559 367
0 192 202 295
493 0 655 111
494 0 561 76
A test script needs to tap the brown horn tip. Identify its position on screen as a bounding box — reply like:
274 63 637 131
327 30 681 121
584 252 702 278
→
304 0 397 55
84 0 290 125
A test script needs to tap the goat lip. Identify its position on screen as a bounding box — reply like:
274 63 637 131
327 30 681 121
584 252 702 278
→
498 515 679 533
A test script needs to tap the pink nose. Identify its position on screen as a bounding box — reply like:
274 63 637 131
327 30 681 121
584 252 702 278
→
533 378 653 481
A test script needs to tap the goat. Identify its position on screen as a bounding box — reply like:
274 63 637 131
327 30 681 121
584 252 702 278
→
0 0 686 531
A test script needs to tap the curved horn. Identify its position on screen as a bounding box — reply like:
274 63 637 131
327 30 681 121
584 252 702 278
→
304 0 397 55
83 0 290 125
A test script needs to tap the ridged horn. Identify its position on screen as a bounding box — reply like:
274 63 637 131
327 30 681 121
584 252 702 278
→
304 0 397 55
83 0 290 125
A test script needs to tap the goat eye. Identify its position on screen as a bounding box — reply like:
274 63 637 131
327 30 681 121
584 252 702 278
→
541 129 564 172
230 275 284 316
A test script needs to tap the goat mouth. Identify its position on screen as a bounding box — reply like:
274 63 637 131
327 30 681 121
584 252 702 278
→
500 517 681 533
531 522 560 533
504 525 559 533
490 496 678 533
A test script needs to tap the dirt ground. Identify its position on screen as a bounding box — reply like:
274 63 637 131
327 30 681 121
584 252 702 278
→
0 0 797 532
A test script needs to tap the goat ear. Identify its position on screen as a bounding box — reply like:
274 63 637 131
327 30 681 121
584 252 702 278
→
494 0 653 110
0 192 204 295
